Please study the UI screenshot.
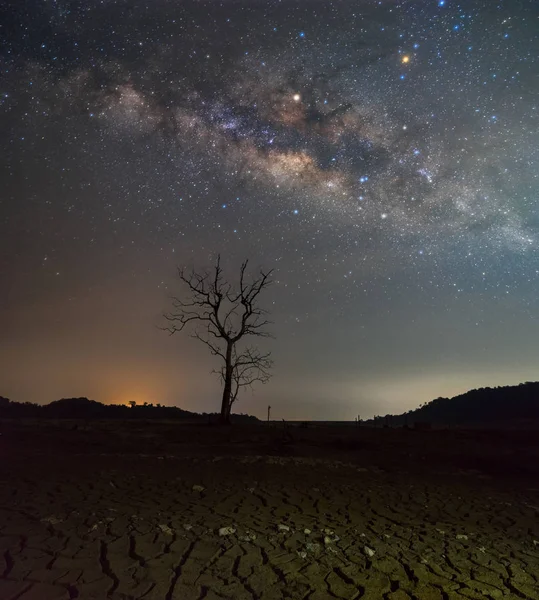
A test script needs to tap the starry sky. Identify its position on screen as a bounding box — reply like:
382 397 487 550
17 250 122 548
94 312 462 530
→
1 0 538 420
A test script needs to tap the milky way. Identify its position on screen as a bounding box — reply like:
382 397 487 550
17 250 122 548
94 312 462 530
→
1 1 539 418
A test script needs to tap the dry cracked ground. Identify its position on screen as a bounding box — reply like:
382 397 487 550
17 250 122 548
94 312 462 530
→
1 422 539 600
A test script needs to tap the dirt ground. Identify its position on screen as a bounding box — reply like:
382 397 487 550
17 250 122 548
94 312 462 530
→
1 421 539 600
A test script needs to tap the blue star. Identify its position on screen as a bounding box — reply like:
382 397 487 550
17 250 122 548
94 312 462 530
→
299 31 305 38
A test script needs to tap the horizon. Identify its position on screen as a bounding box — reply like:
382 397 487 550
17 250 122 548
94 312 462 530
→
1 0 538 420
2 376 537 422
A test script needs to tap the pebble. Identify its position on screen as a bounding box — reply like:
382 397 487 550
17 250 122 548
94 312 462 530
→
305 542 321 554
238 531 257 542
192 484 205 492
41 516 63 525
158 524 174 536
456 534 468 541
278 523 290 532
219 526 236 537
364 546 375 558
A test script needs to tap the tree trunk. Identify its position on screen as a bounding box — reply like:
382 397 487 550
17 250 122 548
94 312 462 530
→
220 342 233 424
225 400 233 423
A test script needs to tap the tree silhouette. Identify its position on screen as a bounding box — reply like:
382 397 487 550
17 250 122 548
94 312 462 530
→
163 255 273 424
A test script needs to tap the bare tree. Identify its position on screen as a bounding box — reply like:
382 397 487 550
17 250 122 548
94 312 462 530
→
163 255 273 424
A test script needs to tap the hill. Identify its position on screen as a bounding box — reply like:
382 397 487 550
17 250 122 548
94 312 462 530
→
0 396 258 424
368 381 539 428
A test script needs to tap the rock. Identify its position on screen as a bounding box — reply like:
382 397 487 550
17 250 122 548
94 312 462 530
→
278 523 290 532
456 534 468 541
297 551 307 559
364 546 375 558
304 528 312 535
219 526 236 537
533 540 539 547
183 524 193 531
158 524 174 535
192 484 205 492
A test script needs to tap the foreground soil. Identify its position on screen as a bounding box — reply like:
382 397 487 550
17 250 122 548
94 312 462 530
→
1 421 539 599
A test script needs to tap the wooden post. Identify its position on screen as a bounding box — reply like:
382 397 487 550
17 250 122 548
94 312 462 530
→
267 405 271 423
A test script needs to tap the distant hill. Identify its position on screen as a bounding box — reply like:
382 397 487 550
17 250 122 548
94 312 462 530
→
0 396 258 424
367 382 539 428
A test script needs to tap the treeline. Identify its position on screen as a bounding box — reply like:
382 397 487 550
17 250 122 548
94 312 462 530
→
0 396 258 423
367 381 539 427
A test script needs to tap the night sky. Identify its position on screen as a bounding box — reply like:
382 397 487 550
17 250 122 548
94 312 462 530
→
1 0 538 420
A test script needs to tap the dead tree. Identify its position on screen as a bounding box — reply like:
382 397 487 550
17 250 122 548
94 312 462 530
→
163 255 273 424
